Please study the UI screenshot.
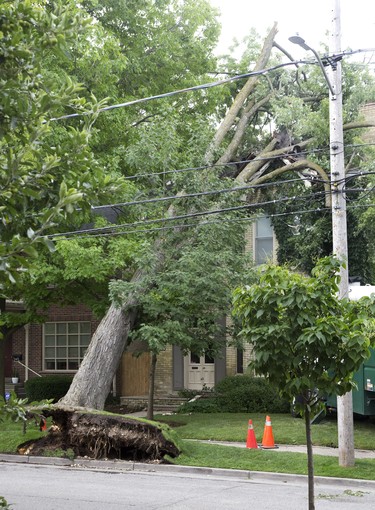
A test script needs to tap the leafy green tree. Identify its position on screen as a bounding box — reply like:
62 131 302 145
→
0 0 128 287
59 22 278 411
233 256 375 510
0 0 129 395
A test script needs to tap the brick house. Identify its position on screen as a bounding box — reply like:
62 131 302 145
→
5 217 276 398
5 303 100 384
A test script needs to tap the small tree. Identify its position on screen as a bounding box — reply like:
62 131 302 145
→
232 256 375 510
110 220 247 420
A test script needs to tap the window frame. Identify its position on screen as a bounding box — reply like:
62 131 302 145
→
43 321 91 372
254 216 274 264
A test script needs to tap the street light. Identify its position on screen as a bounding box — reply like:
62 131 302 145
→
288 35 336 97
289 3 354 468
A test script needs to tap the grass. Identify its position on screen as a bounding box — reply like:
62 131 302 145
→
171 440 375 481
2 412 375 481
157 412 375 481
0 419 47 453
155 412 375 450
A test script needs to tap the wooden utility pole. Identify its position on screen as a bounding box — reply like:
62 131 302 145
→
329 0 355 467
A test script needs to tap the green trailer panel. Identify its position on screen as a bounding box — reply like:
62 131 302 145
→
326 348 375 416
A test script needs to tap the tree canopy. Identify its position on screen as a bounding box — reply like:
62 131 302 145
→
2 1 375 413
0 0 127 291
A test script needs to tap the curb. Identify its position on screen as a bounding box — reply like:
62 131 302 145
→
1 454 375 490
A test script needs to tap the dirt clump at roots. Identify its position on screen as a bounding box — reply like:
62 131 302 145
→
17 408 180 463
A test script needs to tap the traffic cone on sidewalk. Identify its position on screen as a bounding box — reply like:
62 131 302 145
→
261 415 277 449
246 419 258 449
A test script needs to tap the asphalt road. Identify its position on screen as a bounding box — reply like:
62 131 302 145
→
2 461 375 510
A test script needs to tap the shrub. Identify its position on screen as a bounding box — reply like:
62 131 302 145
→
177 388 201 399
214 375 290 413
0 496 11 509
105 393 121 406
25 375 73 402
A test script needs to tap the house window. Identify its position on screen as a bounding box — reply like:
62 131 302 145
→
255 216 273 264
43 322 91 371
237 349 244 374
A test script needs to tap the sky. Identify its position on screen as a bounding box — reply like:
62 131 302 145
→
209 0 375 63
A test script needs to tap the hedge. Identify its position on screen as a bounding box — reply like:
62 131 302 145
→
214 375 290 413
25 375 73 402
178 375 290 414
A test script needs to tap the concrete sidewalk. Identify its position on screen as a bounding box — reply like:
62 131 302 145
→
128 409 375 459
193 440 375 459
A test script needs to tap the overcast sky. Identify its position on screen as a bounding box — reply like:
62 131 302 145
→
209 0 375 63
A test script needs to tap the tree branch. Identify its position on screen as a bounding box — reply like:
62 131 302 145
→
205 23 278 164
216 92 275 166
251 159 331 207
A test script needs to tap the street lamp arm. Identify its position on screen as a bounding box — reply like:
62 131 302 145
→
308 47 336 97
288 36 336 97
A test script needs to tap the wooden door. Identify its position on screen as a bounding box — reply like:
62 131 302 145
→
121 351 150 396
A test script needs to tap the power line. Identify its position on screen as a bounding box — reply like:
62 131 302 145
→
49 61 298 122
48 207 332 241
124 142 375 182
52 168 375 239
89 160 375 214
49 195 375 242
50 190 330 239
48 48 375 123
92 176 323 212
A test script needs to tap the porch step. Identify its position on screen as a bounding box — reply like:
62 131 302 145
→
5 383 26 399
120 396 188 412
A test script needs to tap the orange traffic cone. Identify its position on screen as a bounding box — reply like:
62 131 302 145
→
261 415 277 449
246 419 258 449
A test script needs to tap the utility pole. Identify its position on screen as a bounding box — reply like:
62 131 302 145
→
289 0 354 467
329 0 354 467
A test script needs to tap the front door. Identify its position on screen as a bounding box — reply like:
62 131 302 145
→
186 352 215 391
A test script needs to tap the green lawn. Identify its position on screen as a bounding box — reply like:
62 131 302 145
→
155 412 375 450
172 440 375 481
0 420 48 453
2 412 375 481
156 412 375 480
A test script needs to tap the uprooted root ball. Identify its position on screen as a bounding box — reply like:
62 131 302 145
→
18 408 180 462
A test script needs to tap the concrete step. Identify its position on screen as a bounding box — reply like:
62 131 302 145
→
120 396 188 412
5 383 26 399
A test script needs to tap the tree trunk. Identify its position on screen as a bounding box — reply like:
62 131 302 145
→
0 298 6 399
0 333 4 400
305 406 315 510
204 23 278 164
59 301 138 409
147 352 157 421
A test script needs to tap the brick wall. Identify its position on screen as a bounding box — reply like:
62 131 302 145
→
11 304 100 382
154 346 173 394
225 346 237 376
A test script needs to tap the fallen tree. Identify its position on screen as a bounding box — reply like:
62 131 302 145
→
59 24 279 410
59 23 375 411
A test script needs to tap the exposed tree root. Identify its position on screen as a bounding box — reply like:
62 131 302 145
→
17 408 180 462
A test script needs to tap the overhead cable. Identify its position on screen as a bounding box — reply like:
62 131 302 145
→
48 48 375 123
50 190 330 239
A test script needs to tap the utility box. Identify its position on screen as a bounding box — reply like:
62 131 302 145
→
326 285 375 416
326 348 375 415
